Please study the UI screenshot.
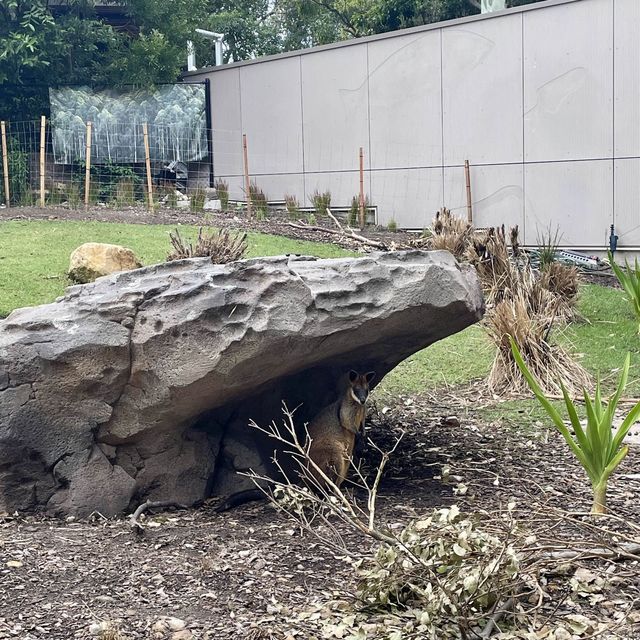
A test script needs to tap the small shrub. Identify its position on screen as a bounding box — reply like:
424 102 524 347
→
167 227 248 264
190 186 206 212
536 224 562 268
348 195 370 228
511 340 640 515
6 137 30 206
310 189 331 219
164 188 178 209
306 212 317 226
214 178 229 209
387 219 398 232
348 196 359 227
284 193 300 219
248 181 268 219
67 182 82 209
609 250 640 332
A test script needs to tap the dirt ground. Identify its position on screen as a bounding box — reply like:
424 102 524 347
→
1 390 639 640
0 206 632 639
0 204 416 252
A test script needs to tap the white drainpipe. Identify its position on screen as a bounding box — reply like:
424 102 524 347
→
187 40 196 71
195 29 225 66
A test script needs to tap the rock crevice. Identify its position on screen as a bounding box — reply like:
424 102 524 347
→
0 251 484 516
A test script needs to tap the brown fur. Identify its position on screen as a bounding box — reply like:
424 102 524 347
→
306 370 374 489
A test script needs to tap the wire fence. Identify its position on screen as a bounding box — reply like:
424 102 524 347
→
0 118 379 227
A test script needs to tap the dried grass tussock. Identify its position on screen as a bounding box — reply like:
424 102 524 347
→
429 207 475 260
485 266 591 396
167 226 248 264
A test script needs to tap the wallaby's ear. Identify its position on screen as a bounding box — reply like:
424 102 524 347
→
365 371 376 384
349 370 358 383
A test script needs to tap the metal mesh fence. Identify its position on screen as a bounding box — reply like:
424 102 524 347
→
0 118 378 227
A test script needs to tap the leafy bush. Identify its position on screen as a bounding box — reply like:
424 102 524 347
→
306 212 317 226
511 339 640 514
284 193 299 219
214 178 229 209
167 227 247 264
609 250 640 332
310 189 331 219
387 218 398 232
2 137 31 206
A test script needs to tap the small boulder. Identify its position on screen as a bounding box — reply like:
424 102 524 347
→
69 242 142 284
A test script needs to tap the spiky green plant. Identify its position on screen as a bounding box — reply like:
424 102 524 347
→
536 224 561 269
510 337 640 515
609 250 640 333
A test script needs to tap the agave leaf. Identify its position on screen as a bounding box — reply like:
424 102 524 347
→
609 400 640 456
601 353 630 453
600 445 629 485
509 337 566 431
594 378 604 422
583 391 603 470
510 337 594 478
560 382 590 453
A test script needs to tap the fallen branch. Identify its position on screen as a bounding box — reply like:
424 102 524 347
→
286 221 388 249
542 542 640 562
325 207 344 232
479 597 515 638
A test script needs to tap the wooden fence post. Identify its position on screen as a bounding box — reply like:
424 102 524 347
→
39 116 46 207
464 159 473 224
242 133 252 218
84 121 92 209
1 121 9 207
142 123 154 210
358 147 365 230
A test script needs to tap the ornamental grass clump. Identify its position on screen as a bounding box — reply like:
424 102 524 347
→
511 338 640 515
429 207 474 260
609 250 640 333
485 265 591 396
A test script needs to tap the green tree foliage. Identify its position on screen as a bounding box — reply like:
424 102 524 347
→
1 0 547 120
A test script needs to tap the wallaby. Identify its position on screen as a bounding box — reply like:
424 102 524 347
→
215 369 375 512
306 370 375 489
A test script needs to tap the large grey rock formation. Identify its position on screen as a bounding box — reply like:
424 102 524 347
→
0 251 484 516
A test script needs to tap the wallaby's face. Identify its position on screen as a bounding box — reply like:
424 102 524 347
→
348 370 375 405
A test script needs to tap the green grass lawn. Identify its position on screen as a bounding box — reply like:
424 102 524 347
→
0 220 352 316
380 283 640 399
1 220 636 413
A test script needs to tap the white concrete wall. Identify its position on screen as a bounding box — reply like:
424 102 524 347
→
186 0 639 249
